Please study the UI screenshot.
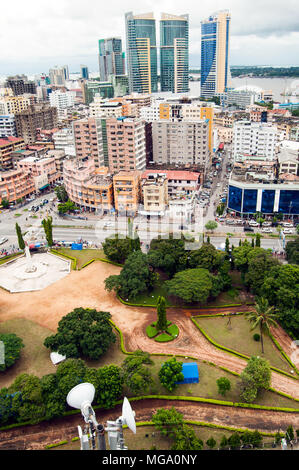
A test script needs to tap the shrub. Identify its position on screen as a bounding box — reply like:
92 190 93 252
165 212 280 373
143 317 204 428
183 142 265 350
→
253 333 260 342
0 334 24 371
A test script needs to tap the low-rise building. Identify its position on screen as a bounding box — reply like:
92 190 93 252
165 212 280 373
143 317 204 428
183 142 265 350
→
140 173 168 216
0 168 35 204
113 171 141 216
16 155 60 191
0 115 17 138
277 141 299 176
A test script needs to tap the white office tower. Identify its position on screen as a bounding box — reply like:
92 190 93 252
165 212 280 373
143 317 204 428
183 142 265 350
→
53 127 76 156
233 121 277 162
0 114 17 137
49 90 76 117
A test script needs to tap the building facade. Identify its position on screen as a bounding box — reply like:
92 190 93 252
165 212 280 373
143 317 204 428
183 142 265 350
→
15 104 58 145
0 115 17 138
233 121 277 161
0 136 25 170
113 171 141 215
125 12 158 94
73 118 104 168
160 13 189 93
98 38 125 82
0 168 35 204
201 10 231 98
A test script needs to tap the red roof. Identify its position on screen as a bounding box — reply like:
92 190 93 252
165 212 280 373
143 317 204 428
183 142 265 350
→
141 170 199 182
0 136 23 147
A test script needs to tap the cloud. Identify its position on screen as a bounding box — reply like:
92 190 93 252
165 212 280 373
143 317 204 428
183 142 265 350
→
0 0 298 73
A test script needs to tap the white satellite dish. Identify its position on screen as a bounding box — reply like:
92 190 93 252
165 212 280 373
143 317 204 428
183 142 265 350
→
121 397 136 434
66 383 95 411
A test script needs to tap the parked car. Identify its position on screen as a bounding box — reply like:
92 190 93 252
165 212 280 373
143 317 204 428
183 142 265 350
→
226 220 235 225
262 222 271 227
283 228 294 234
262 228 273 233
282 222 293 228
0 237 8 245
244 227 254 232
249 221 259 227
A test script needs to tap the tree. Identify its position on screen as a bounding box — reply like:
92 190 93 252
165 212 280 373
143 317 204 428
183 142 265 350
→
121 351 154 395
42 216 53 247
40 373 65 420
0 333 24 372
220 435 228 449
239 356 271 403
55 185 68 203
15 223 25 250
102 234 140 264
165 268 218 304
205 220 218 232
245 298 278 353
225 237 230 254
172 424 203 450
206 437 217 449
285 237 299 264
147 235 191 277
216 377 231 396
286 425 294 442
105 251 158 300
261 264 299 313
158 358 184 392
57 200 79 214
241 430 262 448
156 296 168 331
228 432 241 450
1 198 10 209
188 243 223 272
152 407 183 438
44 308 116 360
56 359 87 399
96 365 123 409
255 233 261 247
9 373 46 424
246 250 280 294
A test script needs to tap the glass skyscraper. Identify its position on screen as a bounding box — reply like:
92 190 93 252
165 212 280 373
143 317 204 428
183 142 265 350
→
200 10 231 98
125 12 158 94
160 13 189 93
98 38 125 82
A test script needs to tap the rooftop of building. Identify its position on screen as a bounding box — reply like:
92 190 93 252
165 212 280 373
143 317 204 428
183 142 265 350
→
0 136 24 146
141 169 199 181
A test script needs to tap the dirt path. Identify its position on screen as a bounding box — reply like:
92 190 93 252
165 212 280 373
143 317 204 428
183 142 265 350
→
0 399 298 450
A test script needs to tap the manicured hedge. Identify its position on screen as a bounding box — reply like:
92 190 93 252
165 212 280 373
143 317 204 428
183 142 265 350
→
45 440 68 449
79 259 95 270
268 332 299 376
50 249 77 270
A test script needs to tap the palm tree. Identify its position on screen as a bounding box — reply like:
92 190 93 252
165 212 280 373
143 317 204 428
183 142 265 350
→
245 298 278 354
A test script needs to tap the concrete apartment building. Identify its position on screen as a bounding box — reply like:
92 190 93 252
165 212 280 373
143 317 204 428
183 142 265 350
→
106 117 147 173
89 97 123 118
0 96 31 115
0 136 25 170
63 159 114 213
113 171 141 215
140 172 168 215
15 104 58 145
5 76 37 96
152 119 209 170
277 140 299 176
49 90 76 117
16 155 60 191
0 115 17 138
53 127 76 156
0 168 35 204
233 121 277 162
73 117 104 167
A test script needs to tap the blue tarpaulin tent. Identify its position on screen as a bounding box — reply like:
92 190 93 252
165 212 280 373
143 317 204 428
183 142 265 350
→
175 363 199 384
72 243 83 250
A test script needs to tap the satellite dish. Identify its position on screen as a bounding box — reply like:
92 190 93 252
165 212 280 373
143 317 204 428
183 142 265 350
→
121 397 136 434
66 383 95 410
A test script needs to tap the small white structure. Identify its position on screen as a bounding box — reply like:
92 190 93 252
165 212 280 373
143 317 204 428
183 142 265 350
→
50 352 66 365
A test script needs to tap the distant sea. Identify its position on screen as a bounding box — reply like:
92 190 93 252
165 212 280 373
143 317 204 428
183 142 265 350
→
189 76 299 103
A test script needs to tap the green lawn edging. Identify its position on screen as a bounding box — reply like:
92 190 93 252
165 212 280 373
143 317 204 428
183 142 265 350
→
268 332 299 376
50 249 77 270
191 317 298 380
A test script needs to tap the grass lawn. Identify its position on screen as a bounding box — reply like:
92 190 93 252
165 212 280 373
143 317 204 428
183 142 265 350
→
145 357 298 409
54 248 106 270
194 315 292 374
0 253 23 266
49 424 277 450
0 318 56 388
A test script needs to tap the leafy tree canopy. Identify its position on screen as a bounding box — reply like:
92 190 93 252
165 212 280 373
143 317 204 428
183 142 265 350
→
165 268 221 304
44 308 116 360
240 356 271 403
158 358 184 392
152 407 184 438
102 234 140 264
0 333 24 372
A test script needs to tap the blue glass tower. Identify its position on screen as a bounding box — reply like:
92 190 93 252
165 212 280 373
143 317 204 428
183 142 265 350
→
201 11 231 98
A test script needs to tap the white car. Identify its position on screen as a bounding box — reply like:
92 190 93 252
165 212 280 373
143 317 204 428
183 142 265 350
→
249 221 259 227
0 237 8 245
262 228 273 233
282 223 293 228
262 222 271 227
283 228 293 234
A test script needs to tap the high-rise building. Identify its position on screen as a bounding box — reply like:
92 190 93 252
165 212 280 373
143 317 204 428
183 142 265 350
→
200 10 231 98
160 13 189 93
125 12 158 94
232 121 277 162
5 76 37 96
98 38 125 82
73 117 104 168
80 65 89 80
49 67 66 86
0 115 17 138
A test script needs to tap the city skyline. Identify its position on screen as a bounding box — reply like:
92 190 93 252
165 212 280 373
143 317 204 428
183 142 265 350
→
1 0 299 75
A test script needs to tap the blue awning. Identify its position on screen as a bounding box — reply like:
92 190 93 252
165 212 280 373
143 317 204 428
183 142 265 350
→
39 184 49 190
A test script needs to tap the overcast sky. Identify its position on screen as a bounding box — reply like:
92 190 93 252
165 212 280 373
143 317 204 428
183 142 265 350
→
0 0 299 75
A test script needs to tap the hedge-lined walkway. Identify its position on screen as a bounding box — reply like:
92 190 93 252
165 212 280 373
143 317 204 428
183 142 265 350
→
0 398 298 450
